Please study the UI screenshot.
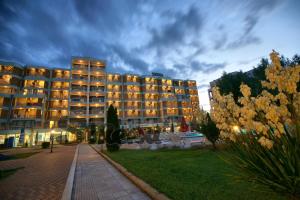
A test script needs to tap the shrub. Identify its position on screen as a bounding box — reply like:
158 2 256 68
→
211 50 300 198
106 143 120 152
41 142 50 149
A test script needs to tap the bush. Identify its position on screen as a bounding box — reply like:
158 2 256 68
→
106 143 120 152
41 142 50 149
89 137 96 144
211 51 300 198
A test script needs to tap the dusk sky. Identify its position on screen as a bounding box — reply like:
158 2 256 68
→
0 0 299 110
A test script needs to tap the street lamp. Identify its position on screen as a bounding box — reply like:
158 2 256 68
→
100 136 104 152
50 130 54 153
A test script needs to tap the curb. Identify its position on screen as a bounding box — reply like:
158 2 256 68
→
61 144 79 200
90 145 170 200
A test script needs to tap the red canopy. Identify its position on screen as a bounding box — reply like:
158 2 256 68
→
180 117 189 132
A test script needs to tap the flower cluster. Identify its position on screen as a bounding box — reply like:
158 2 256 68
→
211 50 300 149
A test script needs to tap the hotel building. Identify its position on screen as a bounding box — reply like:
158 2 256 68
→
0 57 200 131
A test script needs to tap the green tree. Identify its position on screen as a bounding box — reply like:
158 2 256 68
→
200 113 220 150
106 105 121 151
89 124 96 144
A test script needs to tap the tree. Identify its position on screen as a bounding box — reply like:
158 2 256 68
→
200 113 220 150
89 123 96 144
106 105 121 152
215 55 299 102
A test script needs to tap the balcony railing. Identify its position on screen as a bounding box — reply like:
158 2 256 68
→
51 95 68 99
72 65 88 70
71 75 88 80
71 87 88 91
0 88 16 94
49 105 68 109
12 113 42 119
52 75 70 79
70 99 87 103
90 66 104 71
89 110 104 115
15 103 43 107
70 111 87 115
90 77 105 82
51 86 69 90
89 99 105 103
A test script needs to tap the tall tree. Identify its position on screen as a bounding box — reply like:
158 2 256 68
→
106 105 121 151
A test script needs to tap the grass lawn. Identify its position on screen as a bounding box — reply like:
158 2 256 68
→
106 148 286 200
0 167 24 180
0 152 40 161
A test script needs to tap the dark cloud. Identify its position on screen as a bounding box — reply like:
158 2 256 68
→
147 5 204 57
109 44 149 74
190 61 226 74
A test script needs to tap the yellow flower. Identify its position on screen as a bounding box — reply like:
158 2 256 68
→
258 136 273 149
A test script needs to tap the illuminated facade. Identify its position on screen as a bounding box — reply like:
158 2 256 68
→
0 59 200 129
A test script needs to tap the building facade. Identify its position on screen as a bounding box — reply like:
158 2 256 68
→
0 57 200 130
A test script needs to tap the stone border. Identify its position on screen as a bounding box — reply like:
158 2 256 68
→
61 144 79 200
90 145 170 200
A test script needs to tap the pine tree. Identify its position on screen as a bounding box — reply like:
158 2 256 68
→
106 105 121 151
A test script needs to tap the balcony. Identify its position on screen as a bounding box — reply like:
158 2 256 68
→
51 86 69 90
12 113 42 120
71 86 87 92
50 95 68 99
0 87 16 95
89 98 104 103
124 106 140 110
70 110 87 116
144 114 159 118
89 109 105 118
72 64 88 71
90 66 105 71
0 66 23 77
49 105 68 109
14 102 43 108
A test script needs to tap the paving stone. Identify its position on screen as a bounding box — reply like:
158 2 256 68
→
0 145 76 200
72 144 150 200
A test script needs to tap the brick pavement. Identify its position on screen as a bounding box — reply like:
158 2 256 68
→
0 145 76 200
72 144 150 200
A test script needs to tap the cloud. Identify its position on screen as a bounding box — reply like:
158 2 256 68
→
190 61 226 74
147 5 204 57
226 0 281 49
109 44 149 74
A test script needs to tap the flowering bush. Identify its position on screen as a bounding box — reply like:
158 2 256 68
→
211 50 300 198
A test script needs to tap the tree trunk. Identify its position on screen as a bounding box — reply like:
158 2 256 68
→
212 141 217 150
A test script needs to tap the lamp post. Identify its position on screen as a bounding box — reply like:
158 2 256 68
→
50 130 54 153
100 136 104 152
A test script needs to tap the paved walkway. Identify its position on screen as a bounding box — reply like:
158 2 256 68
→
0 145 76 200
72 144 150 200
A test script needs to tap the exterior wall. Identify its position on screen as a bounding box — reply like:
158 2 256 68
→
0 60 200 130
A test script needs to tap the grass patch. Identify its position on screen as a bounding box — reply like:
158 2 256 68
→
0 152 40 161
0 167 24 180
106 149 286 200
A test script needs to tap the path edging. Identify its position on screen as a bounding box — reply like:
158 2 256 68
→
90 144 170 200
61 144 79 200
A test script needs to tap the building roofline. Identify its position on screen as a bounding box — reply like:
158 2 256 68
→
71 56 106 63
0 60 24 69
